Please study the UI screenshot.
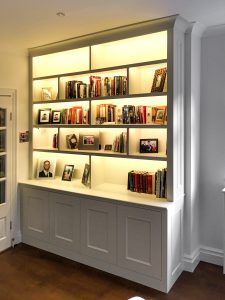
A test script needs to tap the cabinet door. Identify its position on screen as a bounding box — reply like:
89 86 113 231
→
118 205 162 280
49 192 80 252
22 187 49 241
81 198 116 263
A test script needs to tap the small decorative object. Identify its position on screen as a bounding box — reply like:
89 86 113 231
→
78 133 99 150
116 108 122 124
62 164 74 181
52 133 58 149
41 87 52 101
151 67 167 92
38 109 51 124
37 158 56 179
82 163 90 186
51 110 61 124
66 134 78 149
95 117 104 125
140 139 158 153
104 144 112 151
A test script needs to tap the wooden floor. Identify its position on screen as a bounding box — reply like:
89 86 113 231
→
1 244 225 300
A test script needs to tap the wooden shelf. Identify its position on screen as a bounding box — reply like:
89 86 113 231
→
32 92 167 104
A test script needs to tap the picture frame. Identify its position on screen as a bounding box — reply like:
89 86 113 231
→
155 107 166 124
82 163 90 186
62 164 74 181
78 133 99 150
151 67 167 92
104 144 112 151
41 87 52 101
38 108 51 124
66 133 78 149
36 158 56 179
51 110 61 124
140 139 158 153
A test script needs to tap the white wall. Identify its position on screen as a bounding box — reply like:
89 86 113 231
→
0 48 29 242
200 27 225 256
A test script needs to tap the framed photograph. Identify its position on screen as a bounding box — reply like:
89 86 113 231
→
151 67 167 92
140 139 158 153
82 163 90 186
51 110 61 124
38 109 51 124
62 164 74 181
41 87 52 101
155 107 166 124
36 158 56 179
78 133 99 150
104 144 112 151
66 134 78 149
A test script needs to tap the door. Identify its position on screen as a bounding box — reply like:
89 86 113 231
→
81 198 117 263
117 205 162 280
0 94 13 252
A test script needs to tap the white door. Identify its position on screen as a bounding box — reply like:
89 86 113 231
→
0 94 13 252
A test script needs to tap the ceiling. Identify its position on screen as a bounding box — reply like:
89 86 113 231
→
1 0 225 51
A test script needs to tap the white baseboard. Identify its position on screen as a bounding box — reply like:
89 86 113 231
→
14 230 22 245
183 248 200 272
183 246 224 272
200 245 223 266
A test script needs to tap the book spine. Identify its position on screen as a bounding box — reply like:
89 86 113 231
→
146 106 152 124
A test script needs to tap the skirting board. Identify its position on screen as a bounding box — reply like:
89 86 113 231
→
183 248 200 272
183 246 223 272
14 230 22 245
200 246 223 266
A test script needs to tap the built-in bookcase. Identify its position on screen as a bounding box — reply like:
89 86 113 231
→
29 16 186 202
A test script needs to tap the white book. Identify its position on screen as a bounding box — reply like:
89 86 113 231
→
146 106 152 124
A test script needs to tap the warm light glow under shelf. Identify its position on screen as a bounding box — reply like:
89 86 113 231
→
91 31 167 69
33 47 90 78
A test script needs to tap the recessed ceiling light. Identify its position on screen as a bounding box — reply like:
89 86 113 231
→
56 12 65 17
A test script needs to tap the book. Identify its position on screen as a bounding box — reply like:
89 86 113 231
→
146 106 152 124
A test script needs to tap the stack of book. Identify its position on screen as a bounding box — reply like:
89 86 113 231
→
127 168 167 198
155 168 167 198
127 171 155 194
65 75 127 99
65 81 90 99
112 132 127 153
96 104 117 123
122 105 167 125
90 75 127 97
61 107 89 124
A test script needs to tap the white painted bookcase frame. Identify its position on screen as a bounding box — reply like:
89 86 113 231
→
20 15 188 292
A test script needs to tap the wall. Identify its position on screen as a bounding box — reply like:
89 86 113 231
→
200 26 225 264
0 48 29 243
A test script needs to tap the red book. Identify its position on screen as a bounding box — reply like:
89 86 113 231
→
143 106 146 124
139 172 143 193
147 174 152 194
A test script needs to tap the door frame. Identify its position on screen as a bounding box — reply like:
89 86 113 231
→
0 89 17 247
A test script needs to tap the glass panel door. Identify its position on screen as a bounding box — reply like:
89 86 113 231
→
0 108 6 204
0 181 5 204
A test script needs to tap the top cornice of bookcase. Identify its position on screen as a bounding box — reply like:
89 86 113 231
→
28 14 188 57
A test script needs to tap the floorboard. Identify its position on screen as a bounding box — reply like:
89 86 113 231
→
0 243 225 300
